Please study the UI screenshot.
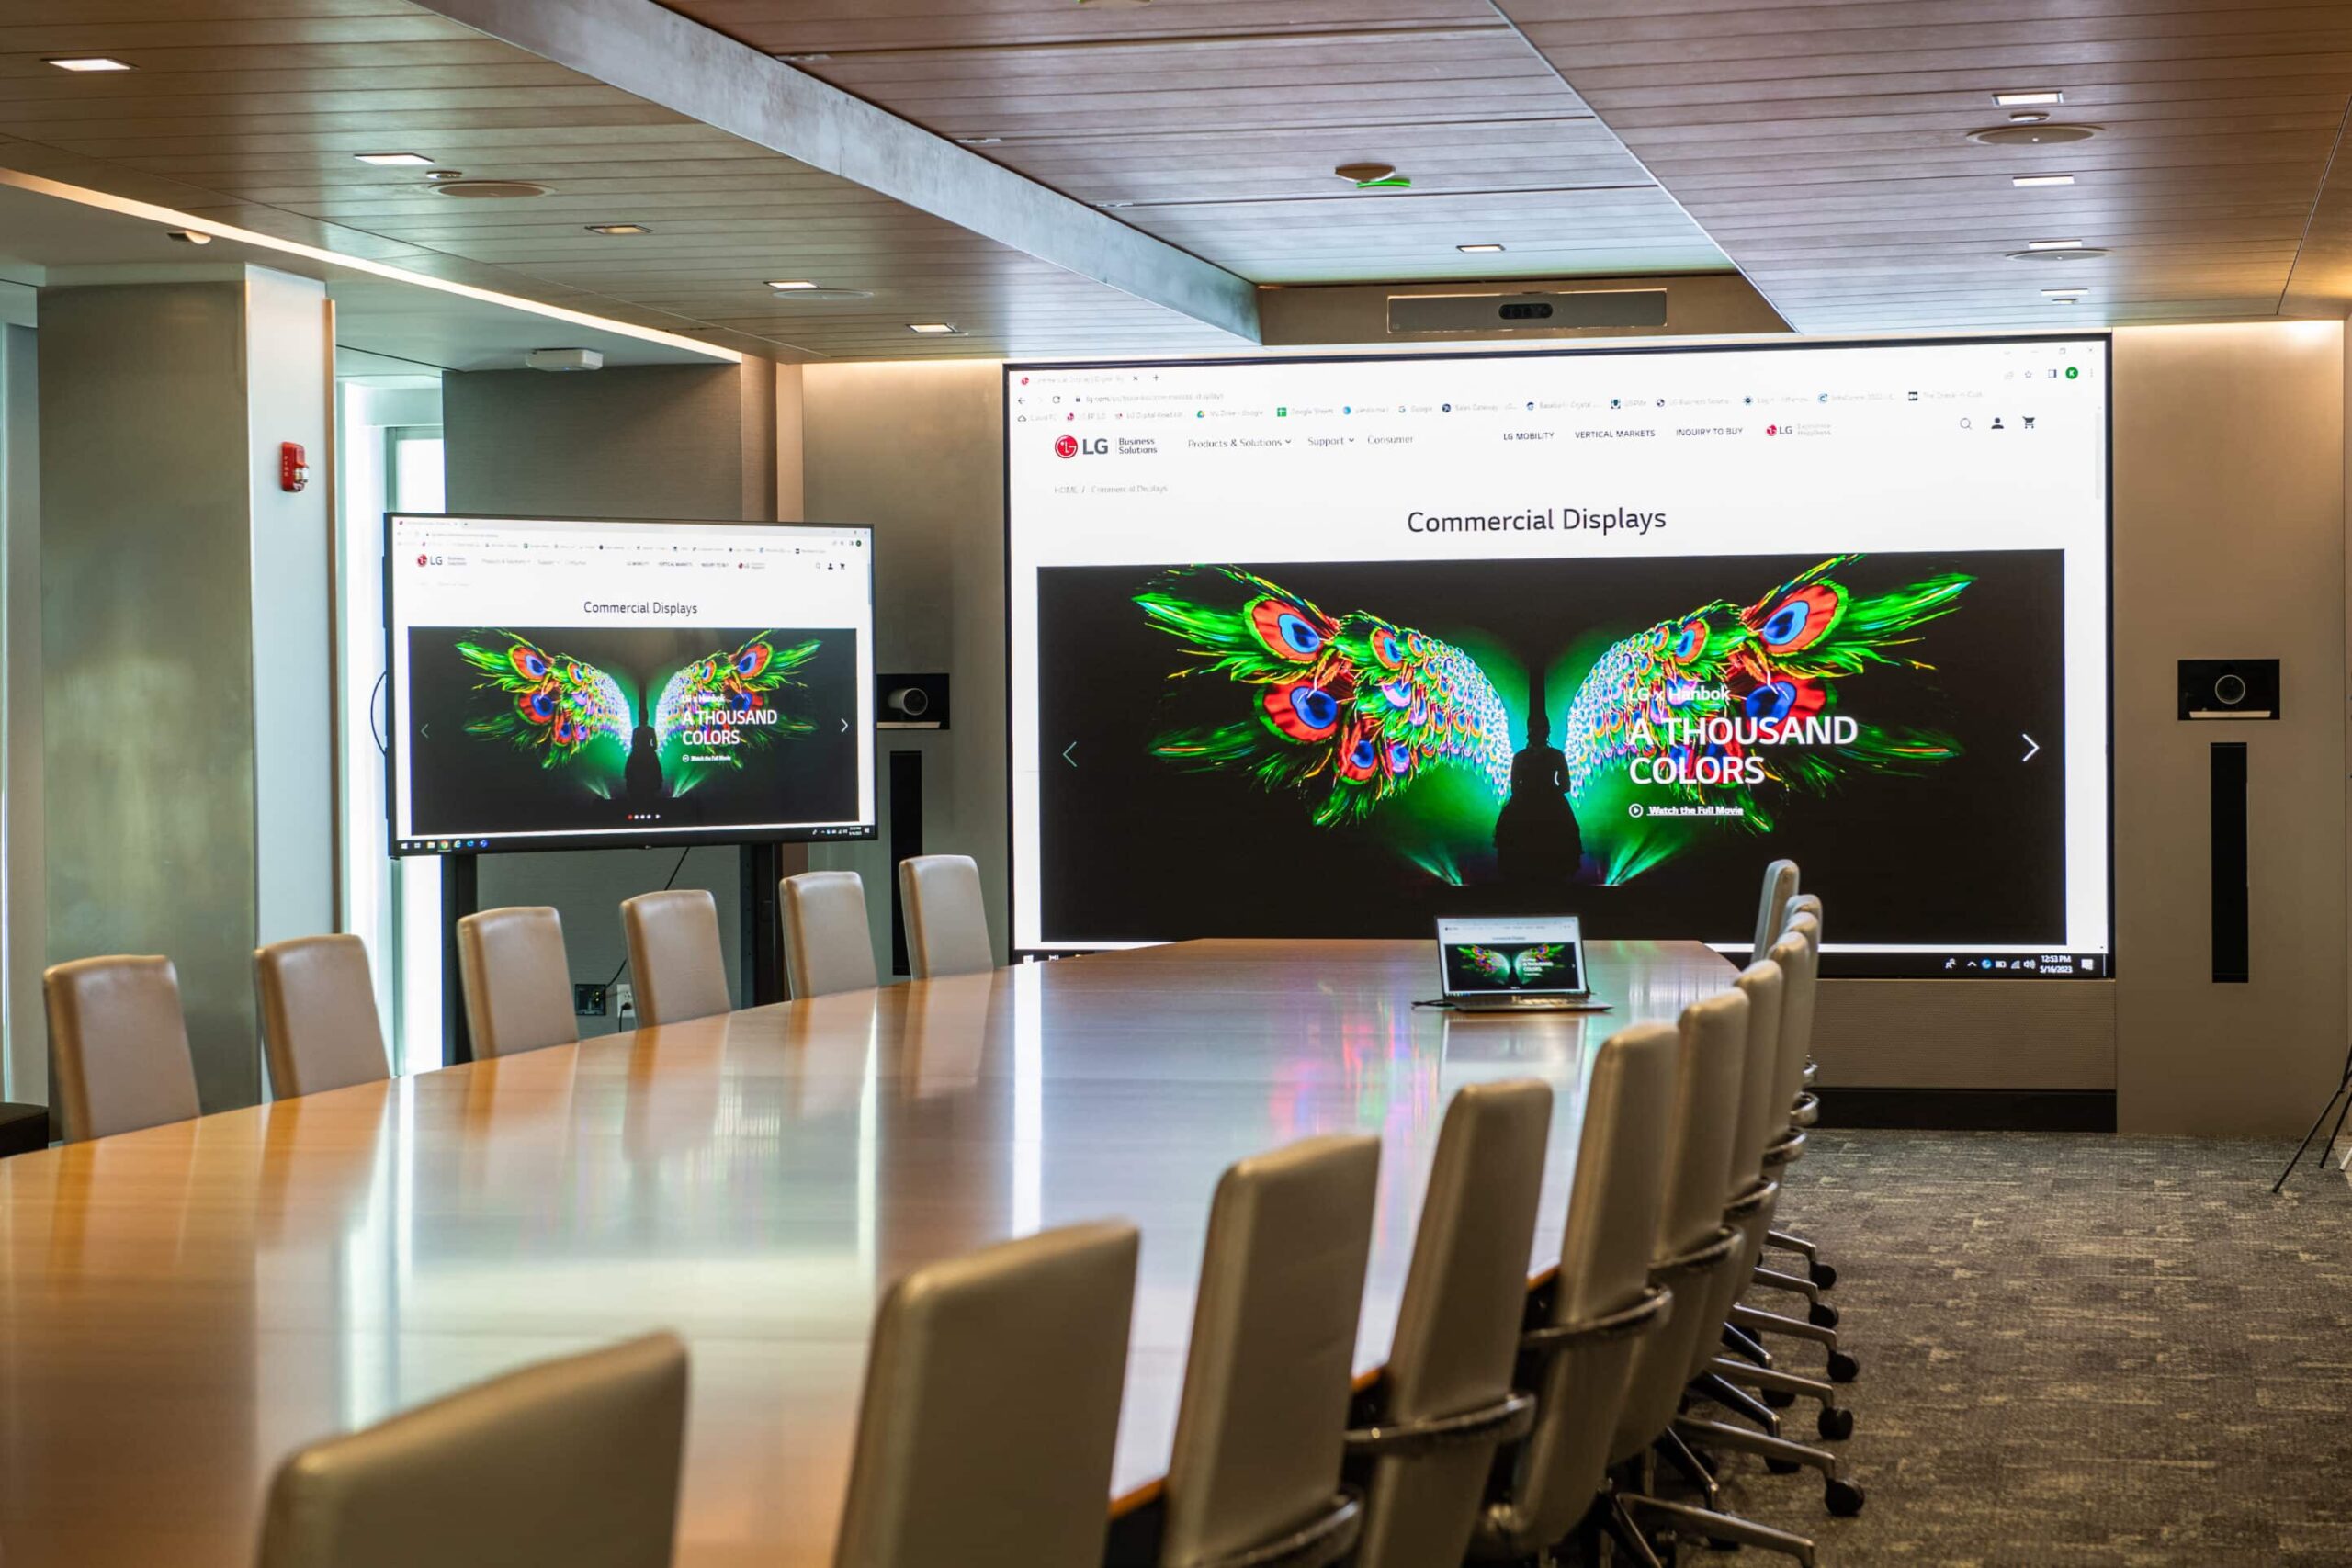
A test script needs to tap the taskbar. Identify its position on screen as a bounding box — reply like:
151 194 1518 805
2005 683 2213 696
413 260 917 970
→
1786 950 2109 980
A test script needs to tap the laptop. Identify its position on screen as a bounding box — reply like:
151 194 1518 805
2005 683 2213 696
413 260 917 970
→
1435 916 1597 1012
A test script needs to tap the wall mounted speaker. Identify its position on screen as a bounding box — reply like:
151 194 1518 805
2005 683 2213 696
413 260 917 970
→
878 672 950 729
2177 659 2278 720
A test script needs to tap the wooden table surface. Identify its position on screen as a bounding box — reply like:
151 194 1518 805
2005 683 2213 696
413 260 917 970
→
0 938 1736 1567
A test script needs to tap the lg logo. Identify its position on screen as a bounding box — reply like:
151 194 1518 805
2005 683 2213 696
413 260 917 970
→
1054 435 1107 458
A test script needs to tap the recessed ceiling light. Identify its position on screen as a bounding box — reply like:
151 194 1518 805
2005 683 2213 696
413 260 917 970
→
766 279 819 289
1457 243 1507 254
956 137 1003 147
355 152 435 167
1995 90 2064 107
425 169 464 182
45 57 132 72
587 223 652 235
2013 174 2075 187
2043 287 2089 299
2009 111 2051 124
2025 238 2085 249
907 322 963 334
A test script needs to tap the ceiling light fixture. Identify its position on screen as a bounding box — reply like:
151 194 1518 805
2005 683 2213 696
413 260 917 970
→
956 137 1003 147
165 230 211 245
586 223 652 235
1457 243 1507 254
2009 111 2051 124
1995 90 2064 107
2043 287 2089 299
2026 238 2085 249
355 152 435 167
2013 174 2075 187
766 279 819 289
907 322 963 334
45 57 132 72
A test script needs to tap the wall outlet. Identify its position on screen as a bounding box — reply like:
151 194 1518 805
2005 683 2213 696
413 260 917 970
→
613 982 635 1021
574 982 609 1017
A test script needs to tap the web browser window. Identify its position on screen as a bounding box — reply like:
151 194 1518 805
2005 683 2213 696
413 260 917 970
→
388 514 876 854
1006 338 2111 978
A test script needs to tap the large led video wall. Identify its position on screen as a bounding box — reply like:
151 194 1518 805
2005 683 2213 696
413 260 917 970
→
1007 338 2111 978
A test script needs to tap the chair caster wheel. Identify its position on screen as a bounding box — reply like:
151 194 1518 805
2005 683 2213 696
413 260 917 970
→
1808 1301 1840 1329
1810 1261 1837 1290
1762 1387 1796 1409
1816 1405 1855 1442
1825 1478 1866 1517
1826 1350 1860 1383
1765 1457 1802 1475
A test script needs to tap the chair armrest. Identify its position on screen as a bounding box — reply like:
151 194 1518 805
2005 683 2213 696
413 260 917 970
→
1724 1178 1778 1223
1345 1391 1535 1459
1652 1224 1738 1280
1195 1492 1363 1568
1760 1126 1809 1170
1520 1282 1675 1357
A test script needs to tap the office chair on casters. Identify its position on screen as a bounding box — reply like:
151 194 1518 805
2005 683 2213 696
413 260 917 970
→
254 1333 687 1568
1344 1080 1552 1568
780 871 879 998
255 935 392 1099
833 1224 1138 1568
44 955 202 1142
1762 895 1840 1298
1158 1134 1382 1568
1463 1024 1679 1566
1691 958 1854 1448
1732 915 1861 1386
1610 989 1861 1567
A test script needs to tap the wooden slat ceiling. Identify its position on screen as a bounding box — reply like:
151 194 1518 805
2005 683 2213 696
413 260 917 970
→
1489 0 2352 331
654 0 1731 286
0 0 1250 362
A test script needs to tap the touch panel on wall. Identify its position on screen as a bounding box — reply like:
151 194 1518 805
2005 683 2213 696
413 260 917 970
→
1005 339 2114 979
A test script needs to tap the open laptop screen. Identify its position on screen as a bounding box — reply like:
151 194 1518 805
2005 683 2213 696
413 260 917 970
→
1437 917 1587 996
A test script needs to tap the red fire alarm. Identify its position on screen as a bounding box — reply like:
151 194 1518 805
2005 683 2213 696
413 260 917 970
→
279 442 309 492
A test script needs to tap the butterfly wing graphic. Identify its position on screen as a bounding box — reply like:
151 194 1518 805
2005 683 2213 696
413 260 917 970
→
1136 567 1514 830
1558 555 1973 882
456 633 630 766
652 634 821 788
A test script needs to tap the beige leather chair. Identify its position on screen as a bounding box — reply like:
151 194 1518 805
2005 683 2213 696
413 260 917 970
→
255 935 391 1100
1753 859 1799 959
1349 1079 1552 1568
44 955 202 1143
1767 892 1836 1292
255 1331 688 1568
1160 1134 1382 1568
896 854 993 979
456 907 579 1059
620 888 731 1026
1467 1023 1679 1562
781 871 878 998
835 1223 1139 1568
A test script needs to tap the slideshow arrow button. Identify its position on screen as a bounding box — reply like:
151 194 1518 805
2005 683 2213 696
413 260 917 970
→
2021 733 2041 763
1062 742 1079 768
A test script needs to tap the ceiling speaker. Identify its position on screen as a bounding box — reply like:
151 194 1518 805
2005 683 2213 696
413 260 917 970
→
1968 123 2100 145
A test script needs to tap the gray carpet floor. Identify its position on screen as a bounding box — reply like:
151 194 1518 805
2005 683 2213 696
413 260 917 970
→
1695 1131 2352 1567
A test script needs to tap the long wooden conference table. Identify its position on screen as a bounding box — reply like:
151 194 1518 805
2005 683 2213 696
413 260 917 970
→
0 937 1735 1566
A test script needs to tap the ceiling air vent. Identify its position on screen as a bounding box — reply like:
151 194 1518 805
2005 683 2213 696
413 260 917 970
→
430 180 551 199
1388 289 1668 335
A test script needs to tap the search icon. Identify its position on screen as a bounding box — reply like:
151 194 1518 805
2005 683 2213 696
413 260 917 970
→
1959 417 1973 429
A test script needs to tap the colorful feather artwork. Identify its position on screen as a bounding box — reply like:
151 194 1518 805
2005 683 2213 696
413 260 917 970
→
455 634 629 765
1135 555 1974 885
